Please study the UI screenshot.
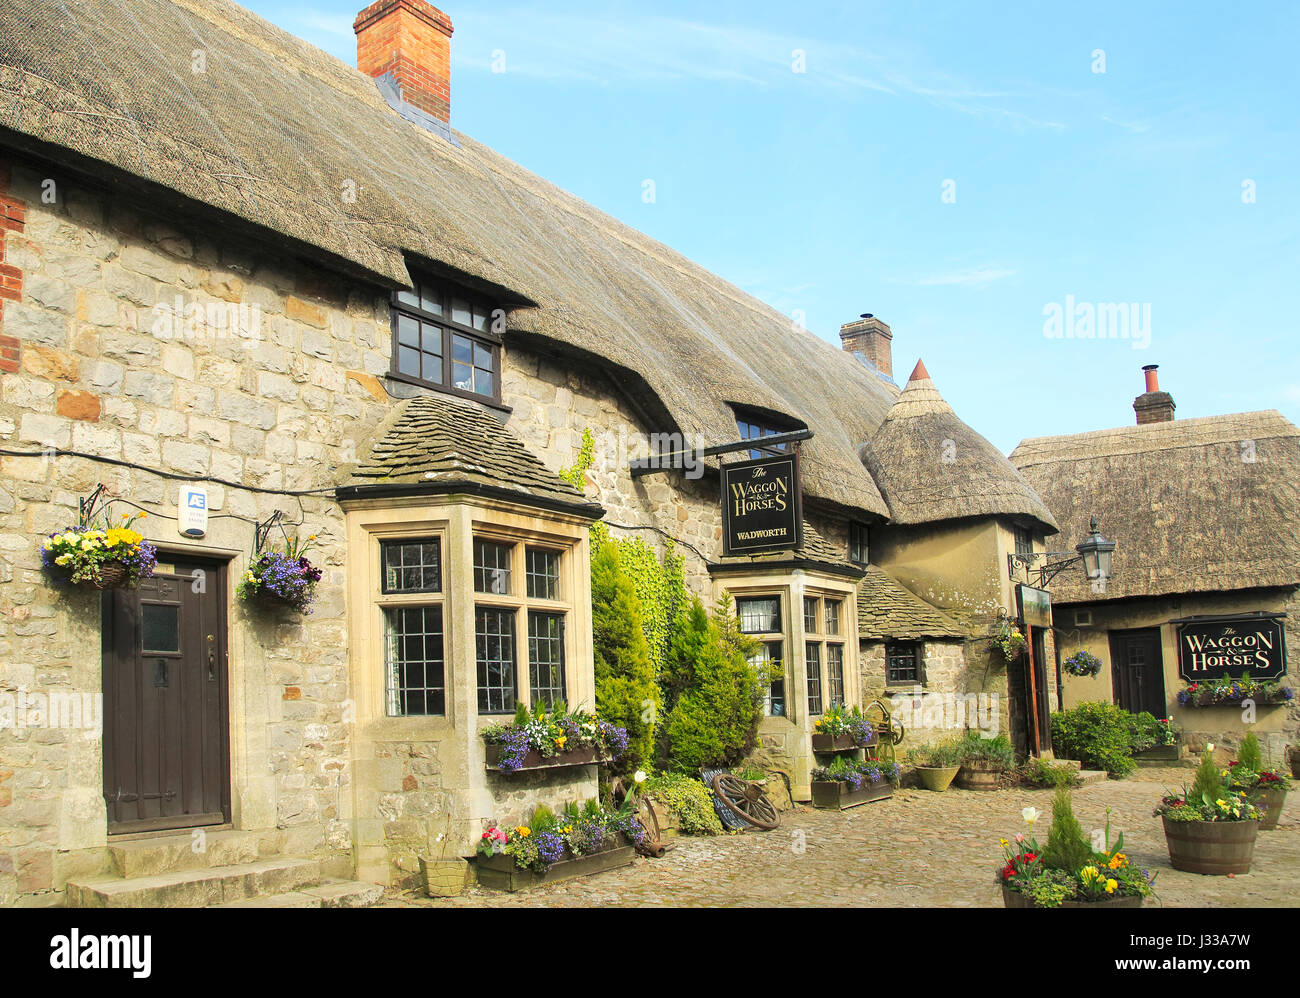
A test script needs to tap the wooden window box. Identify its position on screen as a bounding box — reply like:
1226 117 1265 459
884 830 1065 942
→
474 838 634 892
810 779 893 810
484 744 604 772
810 733 864 754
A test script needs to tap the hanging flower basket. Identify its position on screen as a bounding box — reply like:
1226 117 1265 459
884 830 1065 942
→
994 622 1027 663
237 534 322 614
41 508 156 591
1062 649 1103 678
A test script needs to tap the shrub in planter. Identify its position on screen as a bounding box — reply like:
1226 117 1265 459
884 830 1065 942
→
1155 746 1262 875
1020 756 1080 789
41 510 156 590
907 739 962 791
997 790 1156 908
955 732 1016 789
642 773 723 835
1225 732 1290 831
1050 701 1148 777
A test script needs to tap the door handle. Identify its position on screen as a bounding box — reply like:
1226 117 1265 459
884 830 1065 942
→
208 649 216 682
153 659 169 688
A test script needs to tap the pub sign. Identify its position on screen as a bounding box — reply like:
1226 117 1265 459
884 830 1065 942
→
721 453 802 556
1176 616 1288 682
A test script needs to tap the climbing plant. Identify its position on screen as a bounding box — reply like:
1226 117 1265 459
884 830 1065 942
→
558 427 596 489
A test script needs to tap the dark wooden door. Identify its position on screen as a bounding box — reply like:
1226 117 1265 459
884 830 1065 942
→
102 556 230 833
1110 629 1166 718
1031 627 1053 753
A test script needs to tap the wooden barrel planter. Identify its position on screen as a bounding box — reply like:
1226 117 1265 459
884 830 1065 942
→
484 745 603 772
915 765 960 792
811 733 865 753
1255 786 1288 831
1001 885 1143 909
1162 817 1259 875
474 837 634 892
810 779 893 810
955 762 1005 791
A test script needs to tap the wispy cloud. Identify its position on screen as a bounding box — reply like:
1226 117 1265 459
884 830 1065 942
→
1102 114 1151 134
896 267 1018 288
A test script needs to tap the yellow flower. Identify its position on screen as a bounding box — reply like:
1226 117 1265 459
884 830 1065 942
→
514 825 530 837
1080 866 1099 884
1105 879 1117 894
555 735 566 748
1000 838 1009 848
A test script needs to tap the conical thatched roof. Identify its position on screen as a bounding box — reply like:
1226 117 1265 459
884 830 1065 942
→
0 0 892 518
861 361 1058 531
1011 410 1300 604
337 394 603 518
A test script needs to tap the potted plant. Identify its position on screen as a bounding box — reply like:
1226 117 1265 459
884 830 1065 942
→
1154 745 1262 875
955 732 1016 790
809 756 901 809
236 534 322 613
994 621 1027 663
420 814 470 898
1289 745 1300 780
473 799 642 892
1177 675 1295 708
41 509 156 590
481 700 629 773
1226 732 1290 831
908 739 962 791
997 791 1156 908
1062 649 1103 678
1133 715 1183 762
810 703 875 753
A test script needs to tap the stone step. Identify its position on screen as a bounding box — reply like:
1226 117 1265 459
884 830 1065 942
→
66 858 320 909
213 880 385 909
1076 769 1109 786
109 829 263 879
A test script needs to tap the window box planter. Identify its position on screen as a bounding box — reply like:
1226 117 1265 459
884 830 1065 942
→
474 837 634 892
484 745 604 772
1161 817 1259 875
811 733 866 754
955 762 1006 791
1001 885 1143 909
810 779 893 810
1134 743 1186 763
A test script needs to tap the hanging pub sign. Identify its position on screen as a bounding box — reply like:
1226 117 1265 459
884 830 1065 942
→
721 453 802 556
1017 585 1052 629
1176 615 1287 682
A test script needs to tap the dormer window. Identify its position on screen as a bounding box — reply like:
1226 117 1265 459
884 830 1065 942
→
736 414 792 460
390 277 503 403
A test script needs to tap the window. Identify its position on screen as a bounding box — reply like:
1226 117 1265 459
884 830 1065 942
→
736 417 789 460
391 277 501 401
525 547 560 600
528 611 566 707
1013 525 1034 558
737 596 781 634
824 599 842 636
142 603 180 654
474 539 512 595
806 642 823 715
476 606 516 713
381 539 442 594
826 644 845 706
803 596 819 633
385 605 445 715
886 641 924 685
849 522 869 566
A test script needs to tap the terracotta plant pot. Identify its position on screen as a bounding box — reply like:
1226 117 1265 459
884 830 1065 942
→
955 762 1005 791
1001 884 1143 909
1161 816 1259 875
916 765 960 792
420 856 469 898
1254 785 1287 831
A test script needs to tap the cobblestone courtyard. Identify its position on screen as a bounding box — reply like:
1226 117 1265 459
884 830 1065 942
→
385 770 1300 907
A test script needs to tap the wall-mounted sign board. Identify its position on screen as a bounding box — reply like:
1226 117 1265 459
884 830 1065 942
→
721 453 802 556
1176 616 1287 681
1017 585 1052 629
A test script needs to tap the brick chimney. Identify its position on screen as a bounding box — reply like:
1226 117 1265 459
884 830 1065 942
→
1133 364 1175 424
355 0 453 123
840 313 893 379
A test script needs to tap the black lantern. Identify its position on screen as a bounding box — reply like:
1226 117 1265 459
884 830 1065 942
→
1075 516 1115 584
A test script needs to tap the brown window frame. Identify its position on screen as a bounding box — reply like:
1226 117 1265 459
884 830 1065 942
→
389 277 505 405
885 640 926 686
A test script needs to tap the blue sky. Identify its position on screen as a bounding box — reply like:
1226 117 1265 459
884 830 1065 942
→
248 1 1299 452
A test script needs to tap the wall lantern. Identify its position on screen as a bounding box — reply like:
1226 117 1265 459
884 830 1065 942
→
1008 516 1116 590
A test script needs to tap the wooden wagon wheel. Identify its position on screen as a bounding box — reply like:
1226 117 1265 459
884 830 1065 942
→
710 773 779 831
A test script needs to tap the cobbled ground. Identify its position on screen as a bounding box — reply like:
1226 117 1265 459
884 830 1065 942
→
383 769 1299 908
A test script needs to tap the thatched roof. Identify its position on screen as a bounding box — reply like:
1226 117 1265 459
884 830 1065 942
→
0 0 893 518
1011 410 1300 603
861 361 1059 531
857 567 965 641
336 393 603 517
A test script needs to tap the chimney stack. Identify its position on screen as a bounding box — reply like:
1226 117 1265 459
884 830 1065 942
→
1133 364 1175 424
355 0 453 123
840 313 893 379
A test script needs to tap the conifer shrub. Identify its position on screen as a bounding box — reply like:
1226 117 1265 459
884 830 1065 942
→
1237 732 1263 774
1040 788 1093 872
